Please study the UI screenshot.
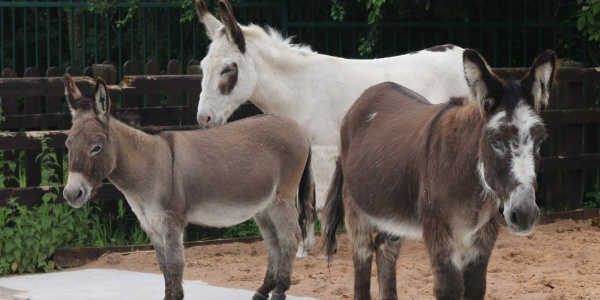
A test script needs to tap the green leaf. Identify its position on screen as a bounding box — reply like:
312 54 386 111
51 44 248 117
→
368 11 376 24
593 5 600 15
578 16 586 30
4 240 14 253
587 13 595 25
7 161 16 172
41 235 51 248
38 252 47 263
582 5 590 11
42 193 52 203
41 216 53 229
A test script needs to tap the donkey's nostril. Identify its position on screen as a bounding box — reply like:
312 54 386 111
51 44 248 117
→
77 188 84 199
206 115 212 123
511 211 519 225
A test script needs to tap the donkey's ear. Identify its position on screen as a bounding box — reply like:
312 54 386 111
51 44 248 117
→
93 77 111 121
463 49 503 115
195 0 222 40
218 0 246 53
520 50 556 113
62 74 87 116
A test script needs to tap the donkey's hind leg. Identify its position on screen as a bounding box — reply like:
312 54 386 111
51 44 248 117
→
344 186 375 300
374 233 403 300
295 213 315 258
462 218 499 300
267 197 302 298
253 210 281 299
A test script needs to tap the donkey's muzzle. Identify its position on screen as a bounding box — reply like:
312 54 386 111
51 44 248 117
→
197 112 215 128
63 172 92 208
506 185 540 235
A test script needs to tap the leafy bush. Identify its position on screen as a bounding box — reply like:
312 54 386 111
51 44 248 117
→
576 0 600 41
583 180 600 209
0 136 149 276
0 198 150 275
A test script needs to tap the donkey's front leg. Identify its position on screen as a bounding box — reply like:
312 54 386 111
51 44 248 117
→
148 232 168 276
462 218 499 300
424 220 464 300
161 216 186 300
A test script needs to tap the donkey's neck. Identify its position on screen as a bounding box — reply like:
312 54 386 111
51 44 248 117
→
106 120 171 197
248 45 371 133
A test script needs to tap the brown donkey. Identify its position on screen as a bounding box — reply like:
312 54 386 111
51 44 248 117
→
61 75 314 300
323 49 556 300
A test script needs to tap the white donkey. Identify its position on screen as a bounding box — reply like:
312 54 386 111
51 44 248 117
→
194 0 470 257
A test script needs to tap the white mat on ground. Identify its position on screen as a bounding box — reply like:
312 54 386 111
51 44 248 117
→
0 268 318 300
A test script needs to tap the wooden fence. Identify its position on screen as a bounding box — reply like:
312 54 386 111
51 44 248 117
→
0 60 599 211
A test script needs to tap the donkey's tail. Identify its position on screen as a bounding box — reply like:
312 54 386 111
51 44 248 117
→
321 157 345 261
298 146 316 244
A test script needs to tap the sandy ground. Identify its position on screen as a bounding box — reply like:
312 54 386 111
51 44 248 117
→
79 219 600 299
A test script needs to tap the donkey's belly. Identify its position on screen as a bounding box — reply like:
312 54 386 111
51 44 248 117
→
366 214 424 240
186 190 275 228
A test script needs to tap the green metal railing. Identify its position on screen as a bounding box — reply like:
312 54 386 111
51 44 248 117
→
0 0 588 80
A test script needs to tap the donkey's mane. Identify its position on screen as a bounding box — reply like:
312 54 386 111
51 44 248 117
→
243 24 315 56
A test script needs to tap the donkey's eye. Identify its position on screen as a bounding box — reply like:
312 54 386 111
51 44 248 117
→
91 145 102 155
491 141 504 152
220 67 232 75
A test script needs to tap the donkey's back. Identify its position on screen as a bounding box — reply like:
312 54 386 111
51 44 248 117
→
167 114 310 227
340 82 452 230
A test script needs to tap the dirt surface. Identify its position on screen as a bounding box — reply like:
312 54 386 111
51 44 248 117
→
79 219 600 299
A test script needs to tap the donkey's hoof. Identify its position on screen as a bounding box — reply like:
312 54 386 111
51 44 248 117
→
270 295 286 300
252 292 269 300
295 249 309 258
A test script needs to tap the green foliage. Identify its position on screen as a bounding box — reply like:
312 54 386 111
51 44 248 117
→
576 0 600 41
180 0 197 23
222 219 261 239
87 0 118 14
0 136 149 276
330 0 347 21
358 27 379 58
360 0 430 24
0 152 19 189
364 0 387 24
583 179 600 209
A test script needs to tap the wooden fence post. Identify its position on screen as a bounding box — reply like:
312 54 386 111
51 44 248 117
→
186 59 201 125
65 66 82 77
145 60 161 107
93 64 117 86
122 61 140 108
583 68 600 201
93 64 117 106
24 67 42 187
167 60 182 106
45 67 65 183
1 68 20 187
561 63 585 210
